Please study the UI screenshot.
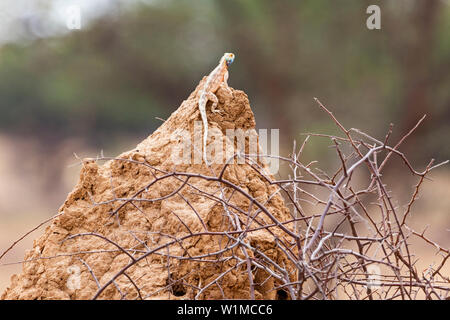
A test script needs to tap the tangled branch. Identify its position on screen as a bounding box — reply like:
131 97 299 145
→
2 99 448 300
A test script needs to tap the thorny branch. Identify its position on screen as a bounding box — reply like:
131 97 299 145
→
1 100 449 300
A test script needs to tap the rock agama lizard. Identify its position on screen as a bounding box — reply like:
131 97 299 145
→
198 52 235 165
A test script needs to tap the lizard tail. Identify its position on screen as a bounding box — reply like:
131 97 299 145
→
203 117 208 165
199 95 209 166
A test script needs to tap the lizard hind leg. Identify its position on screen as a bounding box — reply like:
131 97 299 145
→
206 91 222 114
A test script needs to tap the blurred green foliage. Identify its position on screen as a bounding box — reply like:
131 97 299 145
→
0 0 448 162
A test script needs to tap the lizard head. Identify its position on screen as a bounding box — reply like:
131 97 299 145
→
223 53 235 66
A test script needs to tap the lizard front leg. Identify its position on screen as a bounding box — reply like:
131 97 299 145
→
223 70 233 96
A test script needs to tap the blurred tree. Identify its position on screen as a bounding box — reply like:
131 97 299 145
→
385 0 449 160
0 0 447 164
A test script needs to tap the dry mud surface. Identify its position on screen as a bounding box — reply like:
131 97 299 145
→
1 79 292 300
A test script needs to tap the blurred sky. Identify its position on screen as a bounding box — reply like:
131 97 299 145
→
0 0 149 44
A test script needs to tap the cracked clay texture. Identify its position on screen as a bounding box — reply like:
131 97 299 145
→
1 78 293 300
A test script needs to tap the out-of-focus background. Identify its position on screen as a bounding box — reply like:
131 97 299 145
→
0 0 449 293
